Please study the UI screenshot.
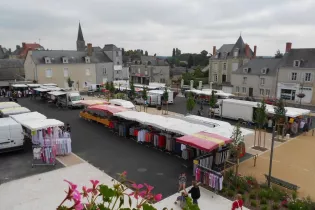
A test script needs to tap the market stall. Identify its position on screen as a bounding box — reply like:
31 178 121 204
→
0 107 30 117
77 100 110 107
10 111 47 124
0 102 21 110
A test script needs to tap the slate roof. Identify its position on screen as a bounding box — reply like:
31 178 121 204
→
77 23 84 41
171 67 194 76
282 48 315 68
103 44 119 51
0 59 24 80
217 44 234 54
30 50 112 65
233 58 281 76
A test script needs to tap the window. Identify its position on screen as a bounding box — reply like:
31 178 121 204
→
232 63 238 71
242 87 246 93
103 68 106 75
233 48 239 57
260 89 264 95
63 68 69 77
85 57 90 63
160 78 165 83
243 77 247 84
63 57 68 64
236 86 240 92
260 78 265 85
214 74 218 82
45 69 52 78
293 60 300 67
213 63 218 71
223 63 227 70
266 89 270 96
145 70 148 75
291 72 297 81
138 68 140 74
304 73 311 82
85 69 90 76
117 61 120 65
116 51 119 56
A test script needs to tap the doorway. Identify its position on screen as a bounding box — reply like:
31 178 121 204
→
222 74 227 82
249 88 253 97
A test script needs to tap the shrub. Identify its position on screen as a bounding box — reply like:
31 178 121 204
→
227 190 235 198
259 189 268 199
260 183 269 189
272 203 279 209
242 194 246 203
261 205 269 210
250 200 257 207
292 191 298 200
249 192 257 200
260 198 267 205
237 188 245 195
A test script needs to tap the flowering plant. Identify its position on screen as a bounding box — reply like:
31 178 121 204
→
57 171 162 210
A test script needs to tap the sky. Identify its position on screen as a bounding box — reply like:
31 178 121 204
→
1 0 315 56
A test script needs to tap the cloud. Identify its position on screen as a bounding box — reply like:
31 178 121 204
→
0 0 315 56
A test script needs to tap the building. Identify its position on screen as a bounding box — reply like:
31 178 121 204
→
114 67 129 80
0 46 11 59
76 22 85 52
277 43 315 104
129 56 170 85
231 58 281 98
0 59 24 87
209 36 256 93
11 42 44 59
24 44 113 89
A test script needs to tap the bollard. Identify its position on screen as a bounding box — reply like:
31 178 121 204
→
313 129 314 136
253 154 258 167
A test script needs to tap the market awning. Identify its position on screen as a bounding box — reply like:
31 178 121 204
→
27 84 41 88
89 104 127 114
0 102 21 110
10 111 47 123
48 91 66 96
34 88 50 92
11 84 28 88
176 131 232 152
78 100 110 106
21 119 64 130
1 107 30 115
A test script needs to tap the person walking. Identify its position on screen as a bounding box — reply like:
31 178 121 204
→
231 194 243 210
174 191 188 209
188 181 200 205
178 172 187 192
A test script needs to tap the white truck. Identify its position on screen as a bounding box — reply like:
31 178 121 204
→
48 91 83 109
214 99 258 122
0 118 24 153
148 89 174 104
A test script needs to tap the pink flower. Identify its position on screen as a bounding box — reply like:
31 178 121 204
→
82 186 91 197
129 191 139 199
75 203 84 210
64 179 78 191
121 171 127 176
90 180 100 189
131 183 143 190
144 183 154 193
154 194 162 202
64 180 78 200
139 190 147 198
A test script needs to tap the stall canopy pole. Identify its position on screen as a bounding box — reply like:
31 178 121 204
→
268 126 277 188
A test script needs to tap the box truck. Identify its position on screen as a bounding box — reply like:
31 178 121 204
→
0 118 24 153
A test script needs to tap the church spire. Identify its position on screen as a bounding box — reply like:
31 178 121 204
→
77 22 84 41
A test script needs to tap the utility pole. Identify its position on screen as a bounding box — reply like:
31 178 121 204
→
268 126 277 188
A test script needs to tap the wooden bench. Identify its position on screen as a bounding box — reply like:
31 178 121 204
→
264 174 299 191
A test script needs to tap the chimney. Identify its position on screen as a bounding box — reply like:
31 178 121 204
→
87 43 92 56
253 45 257 58
285 42 292 53
213 46 216 56
22 42 26 49
245 44 250 58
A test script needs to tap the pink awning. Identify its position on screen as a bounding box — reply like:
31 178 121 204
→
89 104 126 114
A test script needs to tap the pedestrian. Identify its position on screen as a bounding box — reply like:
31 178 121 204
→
299 119 305 134
178 172 187 192
267 118 273 132
174 191 188 209
231 194 243 210
66 123 71 133
188 181 200 205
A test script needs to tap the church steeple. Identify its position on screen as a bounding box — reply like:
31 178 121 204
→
76 22 85 51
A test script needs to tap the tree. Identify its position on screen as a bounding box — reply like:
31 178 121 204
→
274 98 287 138
275 50 283 58
142 86 148 112
67 77 74 88
175 48 181 56
162 88 169 115
172 48 175 57
209 91 217 118
200 50 208 57
186 93 195 113
129 80 135 100
154 53 156 57
254 100 268 148
188 55 194 68
122 48 125 56
145 51 148 56
230 122 244 180
105 82 110 90
109 82 115 94
140 50 144 55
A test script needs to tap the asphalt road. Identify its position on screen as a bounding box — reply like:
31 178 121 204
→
15 98 193 197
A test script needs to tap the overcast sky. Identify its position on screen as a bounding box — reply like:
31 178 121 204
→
1 0 315 56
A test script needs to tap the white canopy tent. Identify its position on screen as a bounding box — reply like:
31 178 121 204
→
10 111 47 124
11 84 28 88
47 91 67 96
34 88 50 92
21 119 64 130
27 84 41 88
1 107 30 115
77 100 109 106
0 102 21 110
42 83 58 87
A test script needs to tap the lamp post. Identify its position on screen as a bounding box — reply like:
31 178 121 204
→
268 126 277 187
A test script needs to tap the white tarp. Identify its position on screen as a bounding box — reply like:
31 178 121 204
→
22 119 64 130
10 111 47 124
77 100 108 106
34 88 50 92
48 91 66 96
0 102 21 110
11 84 28 88
109 99 135 109
44 87 61 91
42 83 57 87
266 105 310 118
27 84 41 88
1 107 30 115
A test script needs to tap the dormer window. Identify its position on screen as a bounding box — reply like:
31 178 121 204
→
85 56 90 63
44 57 51 64
62 57 68 64
261 68 269 74
243 68 251 73
294 60 300 67
233 48 239 57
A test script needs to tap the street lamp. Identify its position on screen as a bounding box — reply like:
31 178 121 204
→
268 126 277 187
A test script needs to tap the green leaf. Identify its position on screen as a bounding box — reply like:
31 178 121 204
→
142 203 157 210
56 206 68 210
97 204 110 210
99 185 115 203
128 196 132 207
119 197 124 208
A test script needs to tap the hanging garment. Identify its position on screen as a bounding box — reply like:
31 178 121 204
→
158 135 166 148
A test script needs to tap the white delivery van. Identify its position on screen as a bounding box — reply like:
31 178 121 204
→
0 118 24 153
0 107 31 117
109 99 136 111
49 91 83 108
148 89 174 104
214 99 258 122
88 84 102 92
0 102 21 110
134 94 161 106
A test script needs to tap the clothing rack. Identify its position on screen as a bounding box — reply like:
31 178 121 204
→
195 165 223 194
